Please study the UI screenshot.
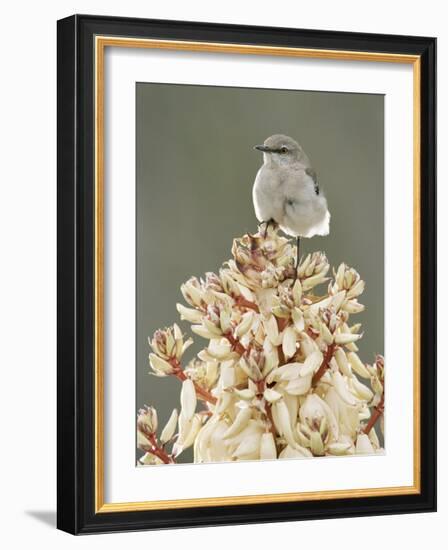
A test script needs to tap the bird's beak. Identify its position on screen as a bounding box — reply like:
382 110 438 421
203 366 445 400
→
254 145 271 152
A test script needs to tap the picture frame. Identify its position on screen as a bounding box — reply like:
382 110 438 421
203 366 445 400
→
57 14 436 534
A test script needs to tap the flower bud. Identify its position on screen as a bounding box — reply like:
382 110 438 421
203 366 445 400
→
347 352 370 379
263 315 280 345
223 407 252 439
334 332 363 345
260 432 277 459
148 353 174 376
282 326 298 360
273 399 297 448
235 311 255 338
176 303 203 323
181 277 205 308
292 308 305 332
160 409 178 444
299 394 339 443
180 379 197 420
137 406 158 435
279 445 312 459
150 324 190 361
263 388 282 403
355 433 375 454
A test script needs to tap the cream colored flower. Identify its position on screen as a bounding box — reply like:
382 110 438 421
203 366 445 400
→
324 387 360 439
180 379 197 420
149 324 192 362
194 418 233 463
185 359 218 389
282 326 298 360
160 409 178 444
299 394 339 444
181 277 205 307
137 405 158 436
298 252 329 290
223 406 252 439
238 348 264 381
355 433 375 454
138 452 163 466
279 445 312 459
262 314 280 346
272 399 298 449
148 353 175 377
174 412 203 457
139 225 385 464
260 432 277 459
176 303 204 324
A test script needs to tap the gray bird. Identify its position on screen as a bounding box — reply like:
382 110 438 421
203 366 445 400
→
252 134 330 276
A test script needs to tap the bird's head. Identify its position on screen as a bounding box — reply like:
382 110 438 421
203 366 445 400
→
254 134 309 167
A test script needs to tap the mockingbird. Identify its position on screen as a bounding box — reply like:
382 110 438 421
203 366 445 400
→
252 134 330 278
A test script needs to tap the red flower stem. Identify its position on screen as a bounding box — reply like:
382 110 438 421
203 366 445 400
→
235 296 259 312
312 343 336 386
147 434 173 464
225 332 246 356
169 359 217 405
363 393 385 435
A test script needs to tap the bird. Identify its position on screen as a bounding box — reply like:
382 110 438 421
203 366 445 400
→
252 134 330 279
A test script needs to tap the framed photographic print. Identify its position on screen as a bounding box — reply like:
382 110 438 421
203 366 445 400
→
57 14 436 534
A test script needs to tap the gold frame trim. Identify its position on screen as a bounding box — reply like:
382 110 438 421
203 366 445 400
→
94 36 421 513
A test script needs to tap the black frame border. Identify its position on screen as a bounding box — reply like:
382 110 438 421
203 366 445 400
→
57 14 436 534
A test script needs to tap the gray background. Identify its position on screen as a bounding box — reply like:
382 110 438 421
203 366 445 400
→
136 83 384 462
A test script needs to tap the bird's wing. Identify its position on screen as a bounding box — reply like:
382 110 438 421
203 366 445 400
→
305 167 320 195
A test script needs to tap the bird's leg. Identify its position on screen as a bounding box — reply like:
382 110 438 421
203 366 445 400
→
292 236 301 284
262 219 273 239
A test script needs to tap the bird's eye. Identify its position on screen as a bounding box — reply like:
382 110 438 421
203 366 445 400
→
280 147 288 154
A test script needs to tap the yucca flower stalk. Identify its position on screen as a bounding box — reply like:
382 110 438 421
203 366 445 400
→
137 225 384 465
